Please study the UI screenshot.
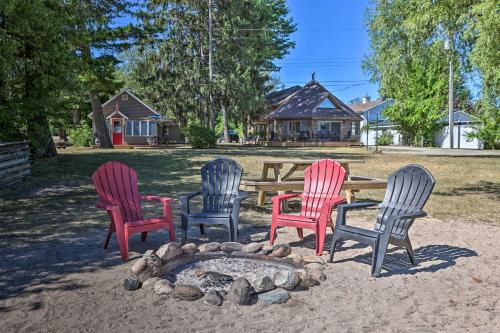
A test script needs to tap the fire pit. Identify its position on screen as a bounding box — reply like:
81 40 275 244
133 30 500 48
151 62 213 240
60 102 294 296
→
125 241 327 306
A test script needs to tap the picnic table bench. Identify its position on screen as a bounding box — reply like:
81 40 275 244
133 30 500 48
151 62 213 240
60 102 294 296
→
240 159 387 205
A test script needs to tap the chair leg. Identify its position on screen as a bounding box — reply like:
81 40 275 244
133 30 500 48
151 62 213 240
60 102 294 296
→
104 223 114 249
140 232 147 242
228 222 235 242
118 230 129 261
182 225 188 245
405 237 417 265
269 223 278 245
199 224 205 235
168 222 176 242
328 235 340 262
372 237 390 277
296 228 304 239
316 229 326 256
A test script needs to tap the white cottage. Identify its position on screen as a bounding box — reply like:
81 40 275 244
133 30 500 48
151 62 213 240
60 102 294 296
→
435 110 484 149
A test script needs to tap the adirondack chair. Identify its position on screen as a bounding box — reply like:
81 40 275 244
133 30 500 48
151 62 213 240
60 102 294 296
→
180 157 247 243
270 159 347 256
92 161 175 261
328 164 435 277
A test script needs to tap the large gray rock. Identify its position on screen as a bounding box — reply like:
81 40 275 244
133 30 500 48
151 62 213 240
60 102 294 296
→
156 242 183 262
299 275 319 288
225 277 254 305
302 255 326 265
273 270 300 291
261 245 274 255
154 279 174 295
242 242 263 253
172 285 204 301
271 244 291 257
137 254 162 283
131 258 147 275
305 263 326 272
202 290 223 306
258 288 290 304
198 242 221 253
123 276 141 291
181 243 198 254
288 253 303 265
253 276 275 293
143 250 155 258
308 269 327 282
220 242 243 253
142 277 160 287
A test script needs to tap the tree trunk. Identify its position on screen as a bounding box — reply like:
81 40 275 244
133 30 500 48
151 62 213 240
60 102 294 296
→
72 109 81 125
24 43 57 158
59 128 68 142
89 90 113 148
221 103 229 142
241 115 247 143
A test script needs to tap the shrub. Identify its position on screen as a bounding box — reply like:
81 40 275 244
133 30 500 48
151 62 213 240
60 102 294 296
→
376 131 394 146
184 123 217 149
69 123 93 147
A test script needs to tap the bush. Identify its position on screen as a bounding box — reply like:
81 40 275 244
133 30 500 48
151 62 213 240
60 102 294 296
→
69 123 93 147
376 131 394 146
184 123 217 149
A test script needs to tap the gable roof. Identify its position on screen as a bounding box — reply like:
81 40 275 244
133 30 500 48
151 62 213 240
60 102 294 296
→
441 110 481 124
87 89 160 118
264 81 362 120
266 85 302 107
348 100 387 113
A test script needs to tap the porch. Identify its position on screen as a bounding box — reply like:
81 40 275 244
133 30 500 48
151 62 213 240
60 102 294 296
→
253 119 361 143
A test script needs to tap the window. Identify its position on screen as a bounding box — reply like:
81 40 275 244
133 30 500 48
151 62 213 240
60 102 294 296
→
121 94 128 101
351 122 358 136
319 98 335 108
125 120 156 136
288 121 300 133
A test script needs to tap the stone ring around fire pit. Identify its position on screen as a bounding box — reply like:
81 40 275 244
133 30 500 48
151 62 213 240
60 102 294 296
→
124 241 327 306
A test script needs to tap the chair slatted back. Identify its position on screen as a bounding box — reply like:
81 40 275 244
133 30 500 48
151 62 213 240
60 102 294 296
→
301 159 346 218
92 161 143 222
201 158 243 214
375 164 435 238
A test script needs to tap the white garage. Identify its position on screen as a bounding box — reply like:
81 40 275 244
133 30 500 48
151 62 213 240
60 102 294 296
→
434 111 484 149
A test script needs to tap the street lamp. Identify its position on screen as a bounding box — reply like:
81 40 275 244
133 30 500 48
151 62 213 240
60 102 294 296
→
445 39 454 149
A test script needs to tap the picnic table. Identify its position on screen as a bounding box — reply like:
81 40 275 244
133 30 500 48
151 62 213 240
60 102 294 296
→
240 159 387 206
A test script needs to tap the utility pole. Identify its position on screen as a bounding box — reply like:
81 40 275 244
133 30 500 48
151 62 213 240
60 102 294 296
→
208 0 215 130
375 113 379 153
445 39 454 149
366 110 369 150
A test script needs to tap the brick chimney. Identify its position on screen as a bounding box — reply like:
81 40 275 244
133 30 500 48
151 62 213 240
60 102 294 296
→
362 95 371 104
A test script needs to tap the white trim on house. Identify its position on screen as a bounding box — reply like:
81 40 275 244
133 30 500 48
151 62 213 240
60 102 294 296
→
106 110 129 119
102 89 160 115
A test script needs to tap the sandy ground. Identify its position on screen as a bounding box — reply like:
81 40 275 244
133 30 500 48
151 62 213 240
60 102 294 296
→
1 213 499 333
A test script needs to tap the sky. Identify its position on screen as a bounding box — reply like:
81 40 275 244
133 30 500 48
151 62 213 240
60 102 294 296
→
275 0 378 103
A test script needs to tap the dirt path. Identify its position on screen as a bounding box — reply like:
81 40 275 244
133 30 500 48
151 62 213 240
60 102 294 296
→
1 216 499 333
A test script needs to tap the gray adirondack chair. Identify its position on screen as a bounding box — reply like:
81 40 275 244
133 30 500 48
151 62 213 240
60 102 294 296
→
328 164 435 277
180 157 247 244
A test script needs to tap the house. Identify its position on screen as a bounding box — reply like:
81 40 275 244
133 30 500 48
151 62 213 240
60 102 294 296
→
349 96 402 146
253 77 363 145
87 89 183 146
435 110 483 149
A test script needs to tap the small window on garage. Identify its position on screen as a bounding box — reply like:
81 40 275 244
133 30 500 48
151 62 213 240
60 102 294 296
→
121 94 128 101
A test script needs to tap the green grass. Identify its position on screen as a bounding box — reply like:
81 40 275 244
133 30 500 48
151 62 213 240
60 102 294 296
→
1 146 499 245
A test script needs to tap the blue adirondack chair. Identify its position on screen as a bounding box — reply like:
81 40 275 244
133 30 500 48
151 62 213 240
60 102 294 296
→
328 164 436 277
180 157 247 243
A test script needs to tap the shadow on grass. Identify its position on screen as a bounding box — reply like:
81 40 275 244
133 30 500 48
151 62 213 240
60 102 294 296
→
434 180 500 200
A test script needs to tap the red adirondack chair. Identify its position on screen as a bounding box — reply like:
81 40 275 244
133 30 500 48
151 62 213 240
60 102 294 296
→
270 159 347 256
92 161 175 261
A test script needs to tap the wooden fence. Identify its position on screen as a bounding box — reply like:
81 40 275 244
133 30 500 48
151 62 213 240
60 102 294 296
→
0 141 31 187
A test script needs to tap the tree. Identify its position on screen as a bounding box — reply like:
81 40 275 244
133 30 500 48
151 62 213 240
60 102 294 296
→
0 0 77 157
363 0 480 146
122 0 295 139
71 0 139 148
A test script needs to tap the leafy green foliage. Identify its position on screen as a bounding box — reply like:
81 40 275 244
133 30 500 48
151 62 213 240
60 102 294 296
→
69 123 93 147
376 132 394 146
184 123 217 149
364 0 499 147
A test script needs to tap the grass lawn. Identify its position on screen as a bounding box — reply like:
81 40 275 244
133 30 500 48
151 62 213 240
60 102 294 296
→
1 145 499 246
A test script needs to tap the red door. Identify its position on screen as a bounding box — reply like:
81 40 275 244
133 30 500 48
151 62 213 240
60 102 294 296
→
112 120 123 145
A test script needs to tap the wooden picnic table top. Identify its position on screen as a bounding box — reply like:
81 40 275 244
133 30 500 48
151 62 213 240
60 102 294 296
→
261 159 365 165
241 178 387 191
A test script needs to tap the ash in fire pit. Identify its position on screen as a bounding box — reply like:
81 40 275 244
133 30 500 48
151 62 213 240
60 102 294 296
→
168 256 294 293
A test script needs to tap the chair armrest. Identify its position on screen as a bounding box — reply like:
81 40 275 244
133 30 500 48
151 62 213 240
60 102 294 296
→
388 210 427 220
271 193 302 203
141 195 173 204
96 201 119 211
179 192 202 202
335 201 379 228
